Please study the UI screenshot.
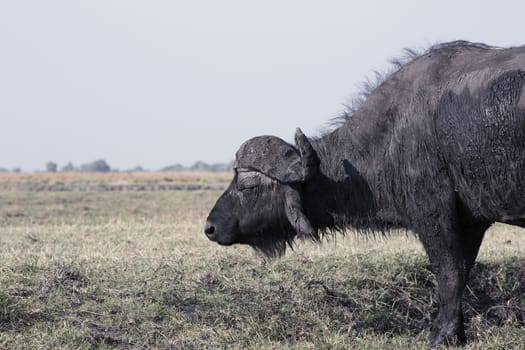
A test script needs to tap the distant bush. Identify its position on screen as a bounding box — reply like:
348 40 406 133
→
161 164 185 172
46 161 58 173
80 159 111 173
190 161 209 171
127 166 145 172
61 162 77 172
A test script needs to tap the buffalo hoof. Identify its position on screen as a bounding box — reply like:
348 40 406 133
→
428 320 466 348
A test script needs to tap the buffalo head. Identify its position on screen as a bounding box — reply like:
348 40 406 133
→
204 128 320 256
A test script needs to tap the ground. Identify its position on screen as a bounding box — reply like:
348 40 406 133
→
0 172 524 349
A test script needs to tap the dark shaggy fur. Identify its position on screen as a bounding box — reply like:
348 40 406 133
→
205 41 525 348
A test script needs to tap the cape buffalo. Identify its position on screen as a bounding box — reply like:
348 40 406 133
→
204 41 525 347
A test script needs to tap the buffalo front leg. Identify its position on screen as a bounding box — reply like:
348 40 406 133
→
414 217 467 348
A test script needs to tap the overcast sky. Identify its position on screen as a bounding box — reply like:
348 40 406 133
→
1 1 524 171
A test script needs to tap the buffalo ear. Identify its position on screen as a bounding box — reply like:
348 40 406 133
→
235 136 303 183
294 128 320 181
284 186 316 238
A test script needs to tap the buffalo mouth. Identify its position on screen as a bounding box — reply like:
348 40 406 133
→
206 231 238 246
215 239 236 246
208 229 273 247
210 231 264 247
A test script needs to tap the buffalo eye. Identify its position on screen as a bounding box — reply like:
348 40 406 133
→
236 172 262 191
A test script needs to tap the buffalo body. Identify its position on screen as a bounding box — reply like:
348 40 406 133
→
205 41 525 347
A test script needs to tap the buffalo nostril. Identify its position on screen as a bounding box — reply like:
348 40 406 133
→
204 221 216 236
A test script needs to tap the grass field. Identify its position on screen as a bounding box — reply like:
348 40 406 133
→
0 173 524 349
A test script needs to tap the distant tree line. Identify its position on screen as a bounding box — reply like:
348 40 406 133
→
0 167 20 173
48 159 112 173
160 160 234 172
1 159 234 173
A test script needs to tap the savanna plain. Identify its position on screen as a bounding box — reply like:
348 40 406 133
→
0 172 524 349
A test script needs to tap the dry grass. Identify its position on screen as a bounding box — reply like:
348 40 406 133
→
0 173 524 349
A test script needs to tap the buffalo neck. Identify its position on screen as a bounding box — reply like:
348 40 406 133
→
302 127 402 233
